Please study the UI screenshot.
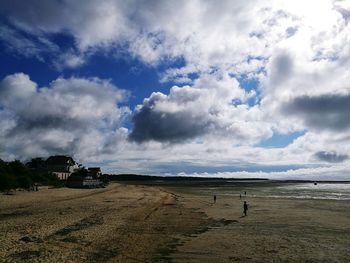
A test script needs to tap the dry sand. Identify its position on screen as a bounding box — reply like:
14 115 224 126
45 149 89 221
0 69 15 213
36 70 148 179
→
0 183 349 262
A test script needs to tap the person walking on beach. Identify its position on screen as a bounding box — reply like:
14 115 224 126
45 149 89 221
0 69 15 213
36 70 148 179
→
244 191 246 196
213 195 217 204
243 201 248 216
239 193 241 199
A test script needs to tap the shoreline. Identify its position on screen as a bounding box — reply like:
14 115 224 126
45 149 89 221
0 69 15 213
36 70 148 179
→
1 182 349 262
166 186 350 262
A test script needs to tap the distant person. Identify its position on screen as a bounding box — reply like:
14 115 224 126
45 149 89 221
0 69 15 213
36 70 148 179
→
239 193 241 199
214 195 217 204
243 201 248 216
244 191 247 196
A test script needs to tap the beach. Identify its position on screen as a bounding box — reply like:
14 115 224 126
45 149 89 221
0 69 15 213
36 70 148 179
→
1 182 349 262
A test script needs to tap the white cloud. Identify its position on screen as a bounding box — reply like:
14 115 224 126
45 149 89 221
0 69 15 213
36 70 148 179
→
1 1 350 178
130 73 272 144
0 1 302 71
168 164 350 181
0 73 130 161
56 52 86 69
0 73 37 103
0 24 59 60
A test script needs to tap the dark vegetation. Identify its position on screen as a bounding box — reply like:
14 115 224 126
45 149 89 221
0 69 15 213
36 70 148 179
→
0 159 60 192
67 168 88 182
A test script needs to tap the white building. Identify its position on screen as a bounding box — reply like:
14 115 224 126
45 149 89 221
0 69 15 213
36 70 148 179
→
46 155 78 180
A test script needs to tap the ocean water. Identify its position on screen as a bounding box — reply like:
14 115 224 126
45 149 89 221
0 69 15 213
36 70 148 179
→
267 183 350 200
172 182 350 201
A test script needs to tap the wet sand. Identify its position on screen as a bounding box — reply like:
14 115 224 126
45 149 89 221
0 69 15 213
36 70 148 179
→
1 183 349 262
169 187 350 262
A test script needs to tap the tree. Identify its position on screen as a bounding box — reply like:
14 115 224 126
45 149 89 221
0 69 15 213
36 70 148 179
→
17 175 33 190
8 160 30 178
100 174 110 184
0 173 17 191
0 158 60 191
26 158 46 169
67 168 88 181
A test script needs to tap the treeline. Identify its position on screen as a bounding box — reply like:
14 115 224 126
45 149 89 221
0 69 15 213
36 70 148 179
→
0 159 59 191
109 174 269 182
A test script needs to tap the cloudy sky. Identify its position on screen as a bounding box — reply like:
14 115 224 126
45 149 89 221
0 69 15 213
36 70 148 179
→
1 0 350 180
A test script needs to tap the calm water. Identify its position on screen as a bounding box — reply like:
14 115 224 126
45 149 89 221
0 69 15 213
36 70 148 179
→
170 182 350 201
267 183 350 200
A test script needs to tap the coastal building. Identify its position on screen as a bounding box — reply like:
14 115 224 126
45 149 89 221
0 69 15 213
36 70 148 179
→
46 155 78 180
66 175 102 188
88 167 102 178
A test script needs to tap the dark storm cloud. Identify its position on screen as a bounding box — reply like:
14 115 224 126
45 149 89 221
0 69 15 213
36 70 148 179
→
284 93 350 131
129 105 210 143
314 151 348 163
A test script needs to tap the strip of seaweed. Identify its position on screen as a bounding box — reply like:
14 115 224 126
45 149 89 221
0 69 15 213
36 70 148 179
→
0 210 32 220
153 238 182 263
10 250 41 261
54 214 103 236
153 215 238 262
88 247 119 262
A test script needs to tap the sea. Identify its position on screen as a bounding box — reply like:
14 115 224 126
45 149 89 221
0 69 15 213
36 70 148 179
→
167 182 350 201
259 182 350 200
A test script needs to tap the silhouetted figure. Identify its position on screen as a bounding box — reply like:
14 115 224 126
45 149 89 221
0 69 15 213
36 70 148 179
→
244 191 246 196
243 201 248 216
214 195 217 204
239 193 242 199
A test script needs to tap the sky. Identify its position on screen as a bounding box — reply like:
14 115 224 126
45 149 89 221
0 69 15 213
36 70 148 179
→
1 0 350 180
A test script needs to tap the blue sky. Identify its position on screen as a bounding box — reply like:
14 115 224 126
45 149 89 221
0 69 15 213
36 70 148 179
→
1 0 350 180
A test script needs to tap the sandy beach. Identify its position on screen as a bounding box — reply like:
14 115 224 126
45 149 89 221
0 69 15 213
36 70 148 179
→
1 182 349 262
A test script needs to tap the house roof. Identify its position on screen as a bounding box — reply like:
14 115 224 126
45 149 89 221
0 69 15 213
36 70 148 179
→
46 155 75 165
